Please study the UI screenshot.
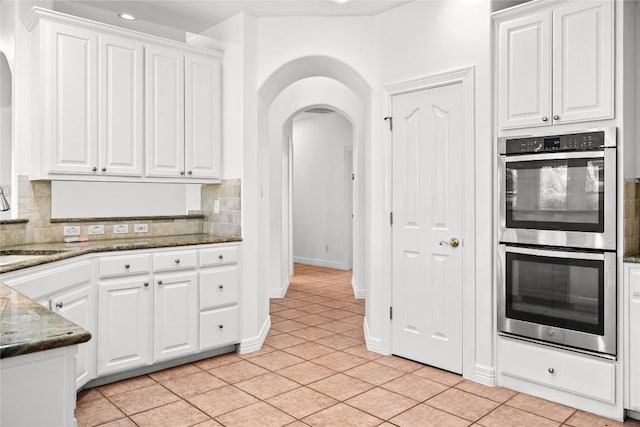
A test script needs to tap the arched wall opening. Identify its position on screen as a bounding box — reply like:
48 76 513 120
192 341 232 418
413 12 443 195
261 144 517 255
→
257 59 371 306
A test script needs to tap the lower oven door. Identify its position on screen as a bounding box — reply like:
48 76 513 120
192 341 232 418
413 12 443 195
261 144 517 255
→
497 244 616 356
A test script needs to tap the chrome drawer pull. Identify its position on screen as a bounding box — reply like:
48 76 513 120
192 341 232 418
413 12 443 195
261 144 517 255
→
218 324 224 329
548 368 555 374
218 284 224 289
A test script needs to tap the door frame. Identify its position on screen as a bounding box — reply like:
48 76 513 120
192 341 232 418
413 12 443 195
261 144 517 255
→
384 66 477 380
345 145 354 270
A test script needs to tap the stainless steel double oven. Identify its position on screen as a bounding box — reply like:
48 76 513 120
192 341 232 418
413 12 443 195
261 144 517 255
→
497 128 617 356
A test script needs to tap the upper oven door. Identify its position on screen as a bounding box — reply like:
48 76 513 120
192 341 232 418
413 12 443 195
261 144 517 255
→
498 149 616 250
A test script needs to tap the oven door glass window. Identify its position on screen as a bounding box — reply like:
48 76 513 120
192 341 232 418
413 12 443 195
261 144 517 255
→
506 158 604 231
506 251 604 335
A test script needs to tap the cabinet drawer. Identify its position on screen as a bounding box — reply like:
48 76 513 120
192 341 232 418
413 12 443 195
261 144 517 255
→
6 261 92 299
199 306 238 351
100 254 150 278
499 337 615 403
200 246 238 267
199 266 238 310
154 250 197 271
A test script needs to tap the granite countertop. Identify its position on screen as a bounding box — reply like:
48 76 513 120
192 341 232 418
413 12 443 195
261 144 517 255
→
624 253 640 264
0 234 242 274
0 283 91 358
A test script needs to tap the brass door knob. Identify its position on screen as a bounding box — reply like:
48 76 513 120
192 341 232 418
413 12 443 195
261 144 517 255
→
439 238 460 248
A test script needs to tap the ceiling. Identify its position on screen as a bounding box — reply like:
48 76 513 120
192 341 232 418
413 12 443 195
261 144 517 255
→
53 0 412 34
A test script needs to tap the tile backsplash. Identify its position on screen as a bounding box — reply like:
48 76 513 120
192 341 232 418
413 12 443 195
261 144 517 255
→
0 176 246 247
624 181 640 256
201 179 241 238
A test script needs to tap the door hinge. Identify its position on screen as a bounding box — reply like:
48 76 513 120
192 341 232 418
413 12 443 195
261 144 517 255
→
384 116 393 131
352 173 355 181
390 212 393 225
390 306 393 320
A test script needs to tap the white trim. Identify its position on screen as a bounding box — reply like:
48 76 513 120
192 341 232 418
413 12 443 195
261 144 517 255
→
473 364 497 386
384 66 478 379
237 315 271 354
364 316 387 355
345 145 354 270
352 276 365 299
293 256 349 270
269 277 290 299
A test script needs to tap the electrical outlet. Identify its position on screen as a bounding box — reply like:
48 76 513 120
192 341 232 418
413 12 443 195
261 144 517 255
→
113 224 129 234
63 226 81 236
134 224 148 233
213 199 220 214
88 225 104 235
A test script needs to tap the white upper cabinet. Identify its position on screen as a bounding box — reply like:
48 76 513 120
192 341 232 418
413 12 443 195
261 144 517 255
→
99 34 144 177
26 7 223 182
496 0 614 131
185 53 222 179
552 1 613 124
145 45 186 178
47 23 99 174
497 10 552 130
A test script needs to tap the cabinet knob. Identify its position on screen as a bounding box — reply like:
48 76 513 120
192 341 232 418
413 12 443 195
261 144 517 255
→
55 301 64 309
92 166 98 172
143 282 149 287
101 167 107 172
553 115 560 121
548 368 555 374
218 284 224 289
541 116 548 122
180 171 185 176
218 324 224 329
175 259 180 264
187 170 193 175
218 254 224 260
124 264 130 269
157 280 163 285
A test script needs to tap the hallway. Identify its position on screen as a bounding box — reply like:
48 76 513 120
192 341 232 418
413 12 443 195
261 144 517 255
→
75 264 638 426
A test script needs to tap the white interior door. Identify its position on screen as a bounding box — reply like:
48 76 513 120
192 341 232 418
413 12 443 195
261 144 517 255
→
391 82 464 374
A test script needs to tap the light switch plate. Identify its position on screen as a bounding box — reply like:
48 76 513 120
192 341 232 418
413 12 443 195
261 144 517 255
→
88 225 104 235
134 224 148 233
63 226 81 236
113 224 129 234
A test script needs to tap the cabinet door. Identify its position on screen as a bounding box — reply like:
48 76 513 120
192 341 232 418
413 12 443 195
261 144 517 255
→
497 11 552 130
52 282 96 389
48 23 98 174
153 272 198 362
552 1 613 124
99 35 144 176
185 53 222 179
629 266 640 412
145 45 185 178
98 278 152 375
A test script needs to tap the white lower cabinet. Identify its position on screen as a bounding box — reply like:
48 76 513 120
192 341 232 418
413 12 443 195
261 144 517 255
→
2 260 96 389
51 283 96 389
98 277 152 375
200 306 238 351
153 271 198 362
626 263 640 413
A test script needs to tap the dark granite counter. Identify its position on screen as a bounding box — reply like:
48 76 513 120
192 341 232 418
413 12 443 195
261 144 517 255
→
624 253 640 264
0 283 91 358
0 234 242 274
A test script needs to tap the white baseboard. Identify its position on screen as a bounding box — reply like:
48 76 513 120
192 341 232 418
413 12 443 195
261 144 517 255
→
238 315 271 354
474 364 496 386
351 276 365 299
269 277 290 299
294 256 348 270
363 316 387 355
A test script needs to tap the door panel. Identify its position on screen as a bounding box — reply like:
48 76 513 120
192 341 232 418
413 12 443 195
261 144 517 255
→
552 1 613 123
392 83 464 373
100 35 144 176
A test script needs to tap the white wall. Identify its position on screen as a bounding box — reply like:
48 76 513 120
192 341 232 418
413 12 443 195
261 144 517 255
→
292 112 352 270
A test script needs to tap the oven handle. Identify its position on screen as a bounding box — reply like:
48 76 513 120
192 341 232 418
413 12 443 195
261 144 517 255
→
503 150 605 163
503 245 605 260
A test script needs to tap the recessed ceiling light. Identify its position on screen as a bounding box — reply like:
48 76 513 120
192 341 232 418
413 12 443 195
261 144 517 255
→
118 13 136 21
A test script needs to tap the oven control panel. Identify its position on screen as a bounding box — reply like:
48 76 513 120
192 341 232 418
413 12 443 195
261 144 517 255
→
505 131 605 154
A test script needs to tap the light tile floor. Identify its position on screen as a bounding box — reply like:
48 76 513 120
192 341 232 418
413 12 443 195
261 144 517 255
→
77 264 640 427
